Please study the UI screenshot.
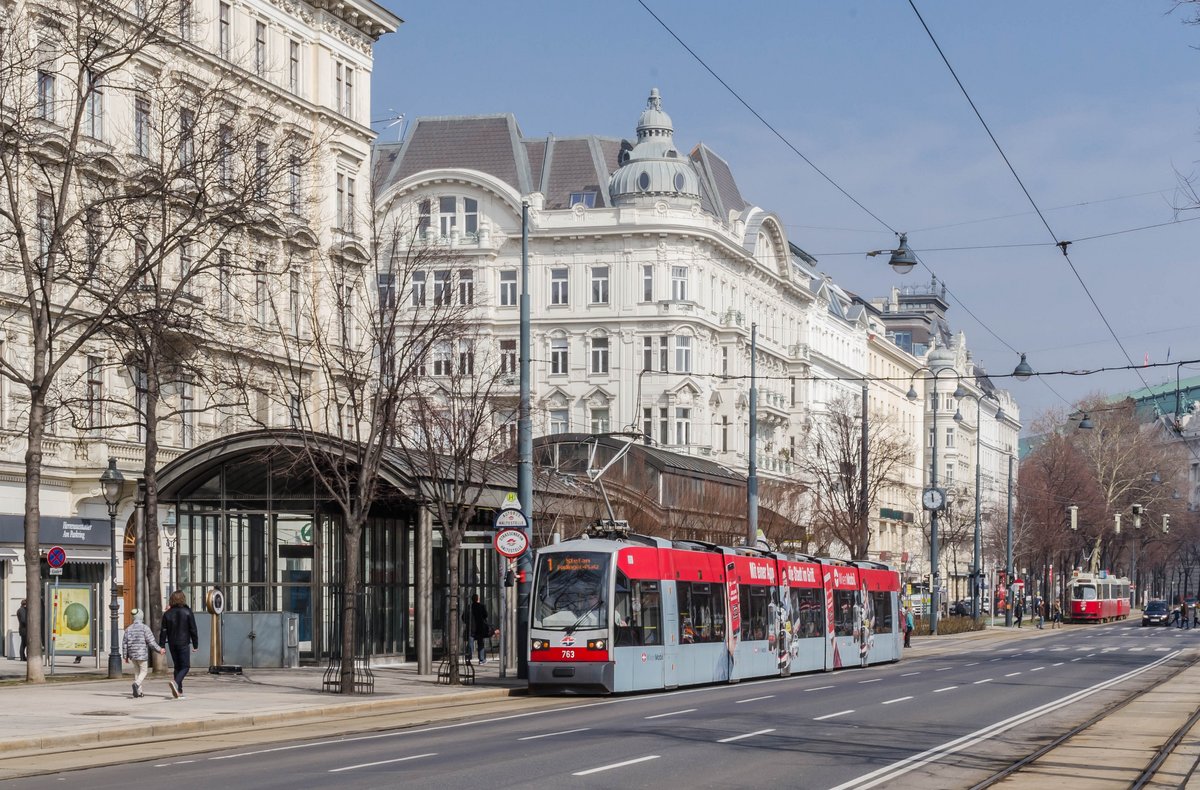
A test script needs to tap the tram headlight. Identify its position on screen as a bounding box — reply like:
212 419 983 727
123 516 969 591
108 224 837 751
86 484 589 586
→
587 639 606 650
532 639 549 650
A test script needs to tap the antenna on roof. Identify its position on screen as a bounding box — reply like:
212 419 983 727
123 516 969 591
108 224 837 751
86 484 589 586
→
382 111 407 142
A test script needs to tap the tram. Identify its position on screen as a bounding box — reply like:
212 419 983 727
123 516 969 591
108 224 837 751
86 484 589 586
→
1067 571 1131 623
528 525 902 694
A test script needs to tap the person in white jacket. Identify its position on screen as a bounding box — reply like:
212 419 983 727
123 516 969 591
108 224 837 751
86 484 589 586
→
122 609 165 698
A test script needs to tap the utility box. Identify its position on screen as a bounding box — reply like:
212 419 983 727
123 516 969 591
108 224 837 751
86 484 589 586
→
221 612 300 668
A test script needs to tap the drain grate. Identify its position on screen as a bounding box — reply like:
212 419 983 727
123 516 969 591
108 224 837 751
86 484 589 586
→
80 710 130 717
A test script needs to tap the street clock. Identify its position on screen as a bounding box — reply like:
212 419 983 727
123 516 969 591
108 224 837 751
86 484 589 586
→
922 487 947 512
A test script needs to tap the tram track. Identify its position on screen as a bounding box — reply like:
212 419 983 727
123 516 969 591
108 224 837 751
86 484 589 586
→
968 652 1197 790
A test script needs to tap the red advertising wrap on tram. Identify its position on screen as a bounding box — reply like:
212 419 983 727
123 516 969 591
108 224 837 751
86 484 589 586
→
528 530 902 694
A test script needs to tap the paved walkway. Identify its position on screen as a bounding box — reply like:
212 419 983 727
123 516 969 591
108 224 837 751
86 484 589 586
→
1 622 1196 786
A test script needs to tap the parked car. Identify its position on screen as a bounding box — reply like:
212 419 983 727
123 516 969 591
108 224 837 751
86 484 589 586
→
1142 600 1170 626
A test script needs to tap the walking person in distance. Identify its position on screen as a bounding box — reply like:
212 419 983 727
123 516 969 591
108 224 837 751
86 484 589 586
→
122 609 165 698
462 593 490 665
903 606 914 648
15 599 27 661
159 591 198 699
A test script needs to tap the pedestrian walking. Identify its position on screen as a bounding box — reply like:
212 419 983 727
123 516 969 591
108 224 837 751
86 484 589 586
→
122 609 165 698
15 599 27 661
462 594 490 664
1051 602 1063 629
1171 605 1181 628
903 607 914 648
1015 602 1023 628
1035 596 1044 629
158 591 198 699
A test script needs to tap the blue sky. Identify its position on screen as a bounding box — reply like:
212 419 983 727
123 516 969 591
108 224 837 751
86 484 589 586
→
371 2 1200 430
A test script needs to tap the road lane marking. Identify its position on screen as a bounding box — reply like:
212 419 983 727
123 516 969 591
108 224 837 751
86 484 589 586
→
1031 667 1044 672
805 685 835 692
330 753 436 773
935 667 952 671
1071 658 1082 661
518 727 590 741
882 696 912 705
989 658 1002 662
1129 647 1145 652
933 686 957 693
830 651 1181 790
858 678 881 684
973 678 993 685
1052 663 1063 667
965 662 980 666
735 695 775 704
1004 672 1021 677
573 755 660 776
815 710 854 721
901 672 920 676
644 708 696 719
718 728 776 743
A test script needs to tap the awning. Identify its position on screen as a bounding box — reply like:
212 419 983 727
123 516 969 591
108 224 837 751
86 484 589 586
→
0 548 18 560
52 549 111 564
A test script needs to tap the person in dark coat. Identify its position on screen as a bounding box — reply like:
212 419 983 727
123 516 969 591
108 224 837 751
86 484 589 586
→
158 591 198 698
16 600 27 661
462 594 490 664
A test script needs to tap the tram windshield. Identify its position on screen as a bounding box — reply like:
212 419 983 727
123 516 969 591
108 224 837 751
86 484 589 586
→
533 552 610 630
1072 584 1097 601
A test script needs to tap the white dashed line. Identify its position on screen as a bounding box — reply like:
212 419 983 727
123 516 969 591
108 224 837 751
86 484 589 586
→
1052 663 1063 667
718 728 775 743
814 710 854 721
1005 672 1021 677
900 672 920 677
935 667 952 672
330 753 437 773
645 708 696 720
933 686 957 693
859 678 882 684
965 662 980 667
1071 658 1082 662
974 678 993 685
518 728 590 741
735 695 775 704
882 696 913 705
805 685 835 692
573 756 660 776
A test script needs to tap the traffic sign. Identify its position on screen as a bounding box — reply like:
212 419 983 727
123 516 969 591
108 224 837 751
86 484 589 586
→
500 491 521 511
49 567 63 576
46 546 66 568
494 528 529 559
493 508 529 530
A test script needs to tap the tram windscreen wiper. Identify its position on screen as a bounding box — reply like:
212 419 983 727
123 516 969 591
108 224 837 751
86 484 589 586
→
566 599 604 634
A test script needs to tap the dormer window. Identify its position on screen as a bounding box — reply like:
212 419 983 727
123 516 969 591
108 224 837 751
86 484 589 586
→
569 191 596 208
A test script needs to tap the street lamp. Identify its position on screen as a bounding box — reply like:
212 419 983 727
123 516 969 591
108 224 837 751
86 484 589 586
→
162 507 178 595
954 388 1001 622
907 363 961 635
99 457 125 679
866 233 919 275
1012 353 1034 381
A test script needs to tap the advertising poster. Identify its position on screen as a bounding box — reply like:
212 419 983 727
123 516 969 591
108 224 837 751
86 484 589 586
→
47 583 94 656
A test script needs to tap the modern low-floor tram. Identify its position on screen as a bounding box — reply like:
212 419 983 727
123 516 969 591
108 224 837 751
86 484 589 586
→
529 530 902 694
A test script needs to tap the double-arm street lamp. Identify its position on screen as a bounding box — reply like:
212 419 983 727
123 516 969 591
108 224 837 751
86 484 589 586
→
99 458 125 679
953 390 1004 621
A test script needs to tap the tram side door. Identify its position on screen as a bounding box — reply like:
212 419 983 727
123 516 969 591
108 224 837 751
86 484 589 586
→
663 580 679 689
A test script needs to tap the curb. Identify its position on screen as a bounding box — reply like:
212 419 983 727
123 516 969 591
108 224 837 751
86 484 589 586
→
0 685 525 758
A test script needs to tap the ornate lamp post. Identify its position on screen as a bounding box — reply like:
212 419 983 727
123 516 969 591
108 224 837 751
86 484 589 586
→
99 458 125 679
162 507 178 595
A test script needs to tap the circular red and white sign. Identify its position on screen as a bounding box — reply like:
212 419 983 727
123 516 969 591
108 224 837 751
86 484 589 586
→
493 528 529 558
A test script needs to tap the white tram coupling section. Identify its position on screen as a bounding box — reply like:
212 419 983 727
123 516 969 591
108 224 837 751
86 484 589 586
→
529 528 903 694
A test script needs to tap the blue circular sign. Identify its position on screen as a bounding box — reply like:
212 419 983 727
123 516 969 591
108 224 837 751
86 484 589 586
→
47 546 66 568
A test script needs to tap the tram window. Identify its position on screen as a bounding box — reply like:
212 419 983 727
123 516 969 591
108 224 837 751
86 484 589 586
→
871 591 893 630
834 590 857 637
614 573 662 646
615 570 635 646
1073 584 1096 601
739 585 769 641
678 582 725 644
533 552 609 630
638 581 661 645
789 588 823 638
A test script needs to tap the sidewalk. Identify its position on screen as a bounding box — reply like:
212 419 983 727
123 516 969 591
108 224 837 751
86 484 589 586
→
0 655 524 760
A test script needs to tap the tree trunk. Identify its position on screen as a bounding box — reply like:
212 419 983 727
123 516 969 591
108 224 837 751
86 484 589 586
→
23 396 46 683
142 369 164 673
339 513 362 693
447 542 461 685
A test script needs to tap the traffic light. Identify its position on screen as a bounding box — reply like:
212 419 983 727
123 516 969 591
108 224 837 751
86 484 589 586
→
1163 513 1170 534
1132 503 1143 529
1113 513 1121 534
1068 505 1078 530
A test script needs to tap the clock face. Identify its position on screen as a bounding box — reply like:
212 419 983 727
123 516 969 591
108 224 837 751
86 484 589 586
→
923 488 944 510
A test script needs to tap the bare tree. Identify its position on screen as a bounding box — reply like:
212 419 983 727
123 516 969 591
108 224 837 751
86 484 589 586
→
794 395 912 560
389 324 511 685
250 189 468 692
0 0 202 682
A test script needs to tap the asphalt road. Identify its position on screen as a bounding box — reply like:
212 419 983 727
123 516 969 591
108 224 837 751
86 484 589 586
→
11 622 1198 790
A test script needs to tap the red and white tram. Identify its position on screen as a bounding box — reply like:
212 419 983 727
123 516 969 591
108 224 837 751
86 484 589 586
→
529 529 902 694
1067 571 1131 623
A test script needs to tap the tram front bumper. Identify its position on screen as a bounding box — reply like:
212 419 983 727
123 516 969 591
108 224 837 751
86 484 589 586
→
529 661 614 694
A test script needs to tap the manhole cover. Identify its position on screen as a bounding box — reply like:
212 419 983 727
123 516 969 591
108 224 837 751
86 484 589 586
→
80 711 130 717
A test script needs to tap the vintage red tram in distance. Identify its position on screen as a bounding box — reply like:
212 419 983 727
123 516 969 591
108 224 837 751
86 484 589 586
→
1067 570 1131 623
528 526 902 694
